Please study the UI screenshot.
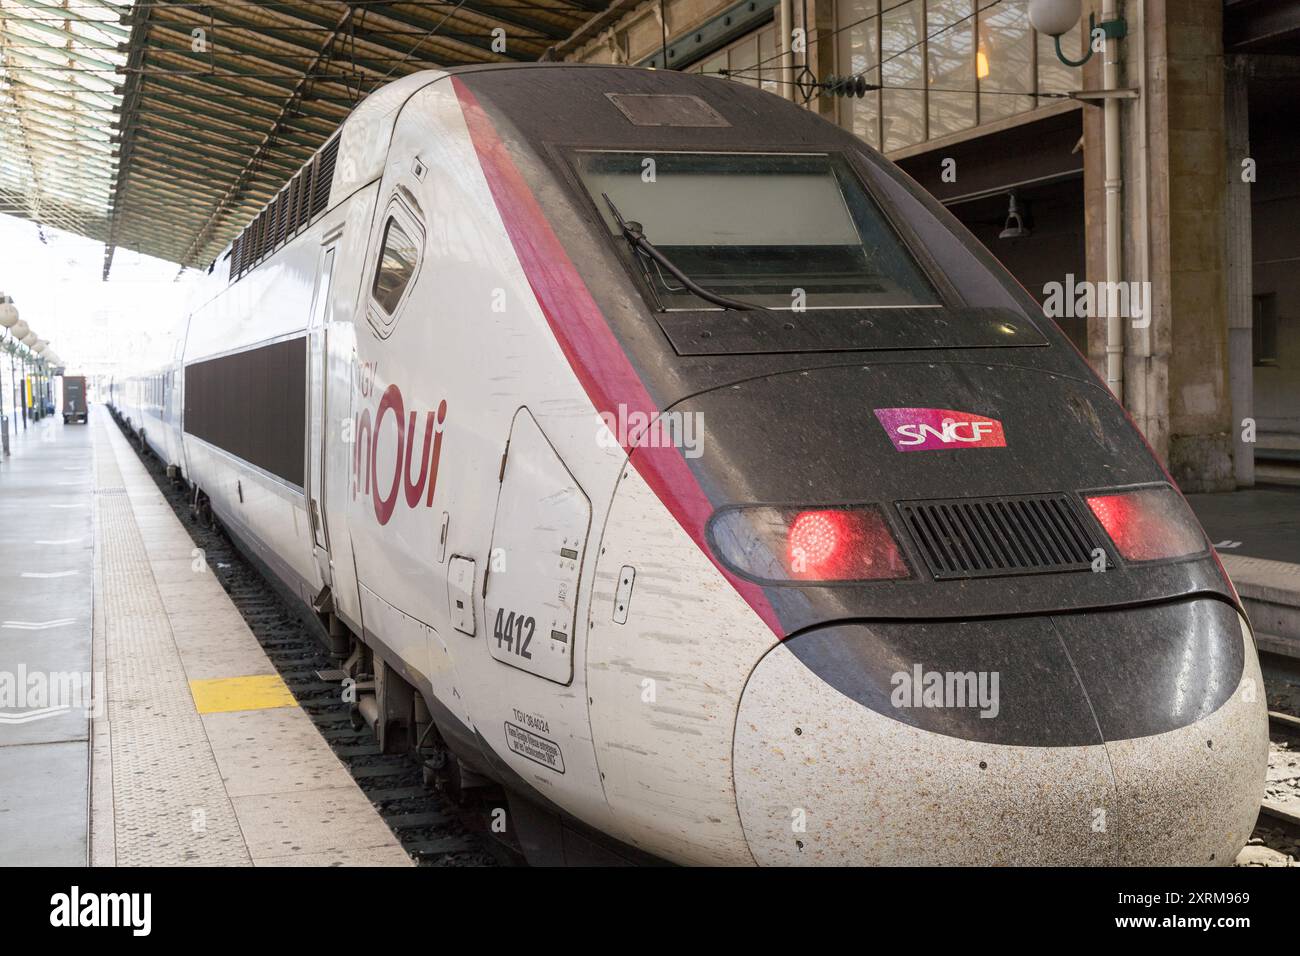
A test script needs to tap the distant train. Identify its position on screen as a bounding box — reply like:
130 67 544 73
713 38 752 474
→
108 64 1267 865
62 375 88 424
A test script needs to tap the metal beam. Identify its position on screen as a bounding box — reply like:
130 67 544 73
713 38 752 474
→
177 3 360 266
8 0 594 268
102 0 150 279
1225 0 1300 51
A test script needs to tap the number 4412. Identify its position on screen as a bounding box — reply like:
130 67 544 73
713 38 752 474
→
493 608 534 660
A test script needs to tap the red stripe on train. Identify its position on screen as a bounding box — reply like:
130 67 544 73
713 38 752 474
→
453 76 783 638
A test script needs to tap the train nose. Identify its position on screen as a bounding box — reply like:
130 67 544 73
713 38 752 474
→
733 598 1269 865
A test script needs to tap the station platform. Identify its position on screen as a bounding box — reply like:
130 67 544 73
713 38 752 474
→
1187 487 1300 566
0 408 410 866
1188 487 1300 660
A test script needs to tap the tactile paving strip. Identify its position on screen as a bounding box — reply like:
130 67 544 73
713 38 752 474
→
93 420 251 865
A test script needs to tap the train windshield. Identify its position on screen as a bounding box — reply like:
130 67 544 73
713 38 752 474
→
573 150 939 311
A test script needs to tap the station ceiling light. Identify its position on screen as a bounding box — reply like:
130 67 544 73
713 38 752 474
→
0 293 18 329
1028 0 1083 37
998 193 1032 240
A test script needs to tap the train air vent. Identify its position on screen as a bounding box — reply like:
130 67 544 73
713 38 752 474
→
230 133 341 280
311 135 340 216
896 493 1107 580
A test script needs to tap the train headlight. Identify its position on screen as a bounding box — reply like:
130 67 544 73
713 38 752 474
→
1084 485 1207 563
707 505 911 584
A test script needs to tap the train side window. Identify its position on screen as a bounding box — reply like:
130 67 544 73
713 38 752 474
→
373 218 417 313
367 199 424 338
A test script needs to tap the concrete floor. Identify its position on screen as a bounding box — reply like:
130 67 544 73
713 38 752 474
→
0 410 93 866
1187 486 1300 565
0 408 409 867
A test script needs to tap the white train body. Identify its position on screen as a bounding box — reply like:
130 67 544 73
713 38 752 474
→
110 65 1267 866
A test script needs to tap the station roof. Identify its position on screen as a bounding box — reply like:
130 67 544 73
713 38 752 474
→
0 0 130 244
0 0 605 277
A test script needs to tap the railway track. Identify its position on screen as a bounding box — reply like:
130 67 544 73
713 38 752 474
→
114 415 508 867
1263 713 1300 833
1245 654 1300 864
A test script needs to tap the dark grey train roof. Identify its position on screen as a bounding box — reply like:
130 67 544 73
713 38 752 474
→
454 64 853 150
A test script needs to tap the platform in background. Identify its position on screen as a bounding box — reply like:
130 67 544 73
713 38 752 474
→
0 408 410 867
0 412 93 865
1188 485 1300 659
1187 487 1300 566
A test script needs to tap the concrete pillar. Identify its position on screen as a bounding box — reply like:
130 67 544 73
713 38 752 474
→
810 0 837 120
1084 0 1234 492
1225 55 1255 487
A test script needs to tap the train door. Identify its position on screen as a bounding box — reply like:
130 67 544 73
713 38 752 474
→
167 334 185 461
485 408 591 687
307 240 338 587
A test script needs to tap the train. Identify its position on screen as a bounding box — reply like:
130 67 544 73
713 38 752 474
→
62 375 88 424
107 63 1268 866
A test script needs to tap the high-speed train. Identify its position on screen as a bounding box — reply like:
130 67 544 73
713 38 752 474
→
108 64 1267 866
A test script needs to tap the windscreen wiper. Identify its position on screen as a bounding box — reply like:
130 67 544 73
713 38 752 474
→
601 193 769 313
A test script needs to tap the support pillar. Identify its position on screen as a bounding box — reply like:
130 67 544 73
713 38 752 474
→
1084 0 1234 492
1225 55 1255 487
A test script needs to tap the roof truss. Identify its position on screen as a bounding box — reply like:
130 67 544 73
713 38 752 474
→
0 0 602 275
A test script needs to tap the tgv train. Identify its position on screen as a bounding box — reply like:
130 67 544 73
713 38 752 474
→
109 64 1267 866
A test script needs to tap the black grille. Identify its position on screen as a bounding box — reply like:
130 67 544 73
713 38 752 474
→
311 135 339 216
230 134 340 280
897 493 1106 580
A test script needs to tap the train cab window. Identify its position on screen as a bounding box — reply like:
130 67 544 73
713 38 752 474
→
372 216 419 314
573 150 939 312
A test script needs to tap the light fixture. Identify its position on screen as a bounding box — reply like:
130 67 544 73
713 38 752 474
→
976 46 990 79
0 294 18 330
1028 0 1081 37
706 504 910 583
998 193 1032 240
1085 487 1206 562
1028 0 1126 68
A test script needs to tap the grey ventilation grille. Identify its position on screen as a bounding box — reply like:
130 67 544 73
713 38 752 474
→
311 134 339 217
231 133 340 280
897 493 1106 580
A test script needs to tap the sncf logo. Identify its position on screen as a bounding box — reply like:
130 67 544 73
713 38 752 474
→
875 407 1006 452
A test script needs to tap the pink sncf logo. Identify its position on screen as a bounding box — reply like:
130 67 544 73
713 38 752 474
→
874 407 1007 452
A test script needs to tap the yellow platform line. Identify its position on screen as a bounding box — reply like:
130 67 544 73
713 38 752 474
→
190 674 297 714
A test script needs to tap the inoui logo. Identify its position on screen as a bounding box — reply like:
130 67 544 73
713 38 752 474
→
874 407 1006 452
353 361 448 525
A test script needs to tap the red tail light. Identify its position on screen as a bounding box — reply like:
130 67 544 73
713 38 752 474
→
1084 486 1207 563
708 505 910 583
788 511 845 572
